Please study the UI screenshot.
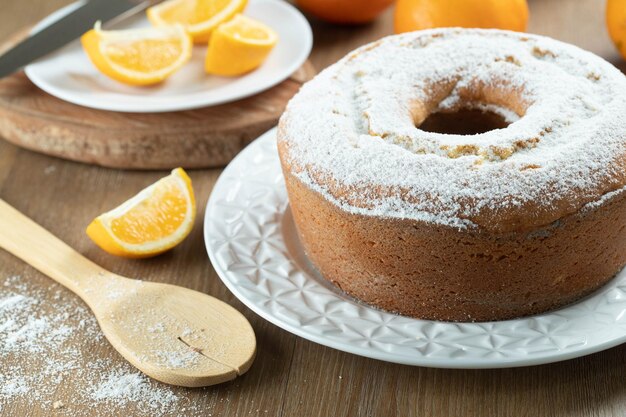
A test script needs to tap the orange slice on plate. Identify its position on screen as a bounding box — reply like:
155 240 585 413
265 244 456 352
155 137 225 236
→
81 22 192 86
147 0 248 43
205 14 278 76
86 168 196 258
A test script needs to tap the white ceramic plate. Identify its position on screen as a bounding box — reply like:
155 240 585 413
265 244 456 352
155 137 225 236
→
204 128 626 369
24 0 312 113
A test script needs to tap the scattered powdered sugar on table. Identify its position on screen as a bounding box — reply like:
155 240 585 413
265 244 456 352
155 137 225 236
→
43 165 57 175
0 275 207 416
89 370 178 412
0 374 29 397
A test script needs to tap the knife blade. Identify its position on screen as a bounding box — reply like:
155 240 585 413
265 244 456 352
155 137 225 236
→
0 0 151 79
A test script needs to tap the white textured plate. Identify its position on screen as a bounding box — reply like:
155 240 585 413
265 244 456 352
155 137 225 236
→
204 128 626 368
24 0 312 113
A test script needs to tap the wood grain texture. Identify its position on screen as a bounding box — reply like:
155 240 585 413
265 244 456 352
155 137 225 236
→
0 59 315 169
1 0 626 416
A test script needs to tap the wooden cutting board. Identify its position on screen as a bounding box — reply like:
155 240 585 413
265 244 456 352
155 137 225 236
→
0 29 315 170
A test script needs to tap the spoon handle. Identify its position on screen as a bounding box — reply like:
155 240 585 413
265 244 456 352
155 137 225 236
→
0 199 106 298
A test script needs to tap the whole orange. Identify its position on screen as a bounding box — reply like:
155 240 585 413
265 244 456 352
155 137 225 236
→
607 0 626 59
296 0 394 24
394 0 529 34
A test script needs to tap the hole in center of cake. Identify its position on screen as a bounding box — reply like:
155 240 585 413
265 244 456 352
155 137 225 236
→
417 108 511 135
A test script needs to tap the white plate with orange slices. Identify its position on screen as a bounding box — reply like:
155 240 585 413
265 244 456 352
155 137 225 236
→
24 0 312 113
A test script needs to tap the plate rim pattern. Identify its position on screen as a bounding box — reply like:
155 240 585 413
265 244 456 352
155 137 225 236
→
204 128 626 369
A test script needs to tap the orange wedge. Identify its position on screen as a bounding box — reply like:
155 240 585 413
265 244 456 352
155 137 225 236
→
205 14 278 76
81 22 192 86
147 0 248 43
86 168 196 258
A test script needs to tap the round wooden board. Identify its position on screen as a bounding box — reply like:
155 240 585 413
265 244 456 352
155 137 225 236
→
0 30 316 170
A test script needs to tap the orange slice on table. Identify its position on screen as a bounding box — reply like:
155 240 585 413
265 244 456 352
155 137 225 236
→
205 14 278 76
86 168 196 258
147 0 248 43
81 23 192 86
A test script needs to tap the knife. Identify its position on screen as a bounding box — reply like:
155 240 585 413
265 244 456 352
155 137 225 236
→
0 0 153 79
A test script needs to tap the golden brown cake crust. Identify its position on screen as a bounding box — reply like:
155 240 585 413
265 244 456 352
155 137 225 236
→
281 162 626 322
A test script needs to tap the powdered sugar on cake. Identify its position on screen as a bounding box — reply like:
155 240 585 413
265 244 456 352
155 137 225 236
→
278 29 626 230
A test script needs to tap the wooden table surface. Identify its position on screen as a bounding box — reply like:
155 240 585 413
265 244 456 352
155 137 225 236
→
1 0 626 416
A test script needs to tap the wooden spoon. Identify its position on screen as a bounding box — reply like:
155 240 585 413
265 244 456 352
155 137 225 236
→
0 199 256 387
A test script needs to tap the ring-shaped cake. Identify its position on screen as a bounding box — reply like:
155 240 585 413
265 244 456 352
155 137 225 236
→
278 28 626 321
